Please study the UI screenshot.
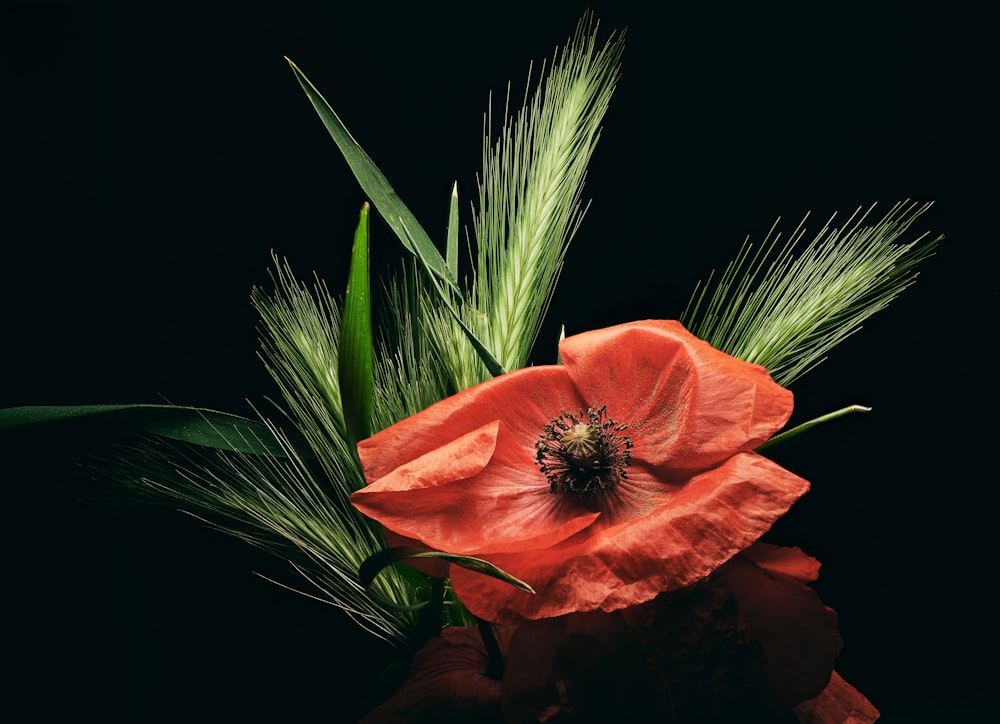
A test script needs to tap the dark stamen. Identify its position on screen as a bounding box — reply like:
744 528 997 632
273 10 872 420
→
535 405 632 496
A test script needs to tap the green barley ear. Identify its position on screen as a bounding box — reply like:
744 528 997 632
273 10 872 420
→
252 255 350 449
682 200 941 386
478 11 623 369
104 424 422 646
371 259 452 431
437 13 624 389
98 249 427 649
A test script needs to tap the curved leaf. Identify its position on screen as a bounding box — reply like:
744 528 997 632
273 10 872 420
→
286 57 457 291
360 546 535 594
0 404 310 458
757 404 872 451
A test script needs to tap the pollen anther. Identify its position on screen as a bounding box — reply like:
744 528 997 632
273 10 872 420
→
535 405 632 496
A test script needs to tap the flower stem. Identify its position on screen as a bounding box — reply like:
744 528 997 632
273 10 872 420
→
757 404 872 450
419 577 446 641
476 617 505 680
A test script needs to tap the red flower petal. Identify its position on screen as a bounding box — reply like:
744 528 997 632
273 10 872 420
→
504 584 782 722
354 420 600 555
352 320 807 622
559 320 793 471
742 541 822 583
718 549 843 708
448 453 808 623
366 548 869 722
357 365 583 482
793 671 880 723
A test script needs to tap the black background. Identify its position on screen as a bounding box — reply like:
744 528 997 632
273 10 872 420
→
2 2 997 721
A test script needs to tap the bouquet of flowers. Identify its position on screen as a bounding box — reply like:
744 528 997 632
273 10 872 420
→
2 13 941 723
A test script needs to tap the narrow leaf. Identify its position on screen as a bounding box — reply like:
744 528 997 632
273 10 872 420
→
447 181 459 282
0 404 307 457
339 203 375 445
360 546 535 594
758 404 873 451
285 58 456 292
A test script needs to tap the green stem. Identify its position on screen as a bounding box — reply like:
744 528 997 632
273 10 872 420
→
476 617 505 680
757 404 872 451
419 577 446 641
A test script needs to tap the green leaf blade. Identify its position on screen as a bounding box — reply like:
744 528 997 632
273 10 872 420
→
285 58 456 293
447 181 460 283
339 203 375 445
360 546 535 595
0 404 305 457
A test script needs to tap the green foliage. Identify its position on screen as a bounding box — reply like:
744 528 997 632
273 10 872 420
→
286 13 623 391
339 204 375 446
682 200 940 386
433 13 625 389
107 427 420 645
0 404 304 457
371 261 452 431
360 547 535 594
0 12 944 660
252 256 350 450
286 58 457 292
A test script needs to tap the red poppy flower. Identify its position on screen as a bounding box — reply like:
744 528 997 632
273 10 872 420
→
364 545 878 723
500 544 877 723
352 320 810 623
722 544 877 723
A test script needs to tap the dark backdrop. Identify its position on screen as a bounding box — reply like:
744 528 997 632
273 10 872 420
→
2 2 996 721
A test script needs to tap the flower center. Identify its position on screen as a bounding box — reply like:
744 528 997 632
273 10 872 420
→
535 405 633 496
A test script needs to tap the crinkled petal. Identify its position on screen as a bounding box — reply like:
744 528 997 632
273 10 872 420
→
793 671 880 723
559 320 793 471
353 320 808 624
448 452 809 622
358 366 583 482
719 550 843 708
359 626 509 724
742 541 822 582
353 421 599 555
